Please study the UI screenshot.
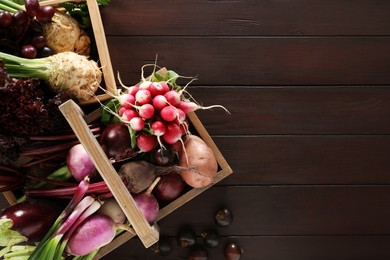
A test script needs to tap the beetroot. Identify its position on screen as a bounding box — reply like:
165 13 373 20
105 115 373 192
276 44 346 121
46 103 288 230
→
99 123 137 161
153 173 186 202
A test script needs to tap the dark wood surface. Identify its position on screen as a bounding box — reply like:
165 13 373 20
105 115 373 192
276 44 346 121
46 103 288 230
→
2 1 390 259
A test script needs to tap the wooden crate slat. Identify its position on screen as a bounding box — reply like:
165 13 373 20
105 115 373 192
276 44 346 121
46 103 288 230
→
59 100 159 248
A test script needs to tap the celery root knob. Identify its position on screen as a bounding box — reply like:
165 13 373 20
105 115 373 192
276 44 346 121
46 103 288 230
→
43 11 91 56
47 52 102 101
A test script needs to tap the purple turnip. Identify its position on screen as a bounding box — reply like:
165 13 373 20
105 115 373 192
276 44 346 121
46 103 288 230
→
133 177 161 223
66 214 130 256
67 143 96 182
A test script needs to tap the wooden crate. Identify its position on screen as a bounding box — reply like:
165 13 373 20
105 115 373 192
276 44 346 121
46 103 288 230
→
1 0 233 258
59 95 233 258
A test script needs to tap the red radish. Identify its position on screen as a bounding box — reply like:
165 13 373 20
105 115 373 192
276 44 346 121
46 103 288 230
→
151 121 167 136
153 95 168 110
67 144 96 182
126 86 139 96
118 93 135 109
160 106 178 122
178 101 230 114
121 108 138 122
136 133 158 152
174 108 186 124
164 90 181 107
133 177 161 223
138 103 155 119
179 120 190 135
135 89 152 105
162 123 182 144
139 80 152 90
170 140 183 152
118 106 127 116
151 121 167 148
150 81 169 96
66 214 129 256
129 117 145 131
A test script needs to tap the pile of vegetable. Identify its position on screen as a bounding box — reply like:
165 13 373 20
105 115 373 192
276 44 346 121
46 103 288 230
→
0 66 229 258
0 0 100 58
0 0 231 258
0 0 104 160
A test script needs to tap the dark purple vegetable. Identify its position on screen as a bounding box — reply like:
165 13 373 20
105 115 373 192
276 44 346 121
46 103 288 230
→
214 207 233 227
25 0 40 17
224 242 243 260
152 235 172 256
201 229 220 249
177 228 196 248
153 172 186 202
0 60 71 137
0 198 64 242
153 147 176 166
188 244 208 260
99 123 137 161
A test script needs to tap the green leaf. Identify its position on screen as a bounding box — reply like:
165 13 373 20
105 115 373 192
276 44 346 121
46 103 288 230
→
97 0 110 5
128 126 137 149
0 219 28 247
151 71 165 82
166 70 179 84
101 99 121 125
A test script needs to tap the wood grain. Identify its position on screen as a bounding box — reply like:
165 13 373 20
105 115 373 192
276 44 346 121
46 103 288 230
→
100 1 390 36
153 186 390 236
105 235 390 260
212 135 390 185
188 87 390 135
105 37 390 86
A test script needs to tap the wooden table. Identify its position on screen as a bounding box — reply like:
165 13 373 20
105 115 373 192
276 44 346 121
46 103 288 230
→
2 1 390 259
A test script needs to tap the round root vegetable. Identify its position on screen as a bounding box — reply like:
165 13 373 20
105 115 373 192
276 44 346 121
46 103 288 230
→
133 177 160 223
97 198 126 224
45 51 101 100
153 173 186 202
119 160 157 194
99 123 137 161
67 143 96 182
0 51 101 101
179 135 218 188
66 214 129 256
43 11 91 56
118 160 189 194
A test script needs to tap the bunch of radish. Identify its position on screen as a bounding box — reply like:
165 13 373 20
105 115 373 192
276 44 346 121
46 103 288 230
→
104 70 229 154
